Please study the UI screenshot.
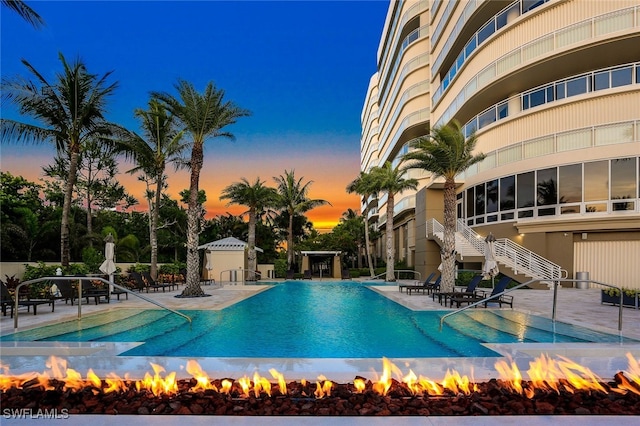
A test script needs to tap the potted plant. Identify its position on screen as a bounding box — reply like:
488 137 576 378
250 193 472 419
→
601 288 639 309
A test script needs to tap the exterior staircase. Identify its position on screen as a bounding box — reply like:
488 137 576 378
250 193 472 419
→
427 219 567 288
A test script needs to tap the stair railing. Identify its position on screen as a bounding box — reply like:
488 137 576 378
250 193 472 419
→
430 218 566 283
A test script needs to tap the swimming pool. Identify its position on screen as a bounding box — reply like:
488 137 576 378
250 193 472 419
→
2 281 634 358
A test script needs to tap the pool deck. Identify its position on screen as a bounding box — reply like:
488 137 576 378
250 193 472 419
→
1 280 639 424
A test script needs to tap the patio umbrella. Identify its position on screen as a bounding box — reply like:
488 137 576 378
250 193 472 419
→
205 250 214 283
99 233 117 291
482 233 499 287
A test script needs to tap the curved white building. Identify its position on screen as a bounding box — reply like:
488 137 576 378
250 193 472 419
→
361 0 640 289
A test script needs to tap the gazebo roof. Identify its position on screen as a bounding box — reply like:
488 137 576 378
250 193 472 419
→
198 237 263 252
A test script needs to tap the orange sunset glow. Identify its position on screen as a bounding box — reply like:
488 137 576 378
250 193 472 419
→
4 145 362 231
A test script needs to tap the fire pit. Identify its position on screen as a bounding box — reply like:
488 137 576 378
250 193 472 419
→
1 355 639 416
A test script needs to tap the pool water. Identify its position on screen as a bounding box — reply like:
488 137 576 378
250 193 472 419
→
1 281 634 358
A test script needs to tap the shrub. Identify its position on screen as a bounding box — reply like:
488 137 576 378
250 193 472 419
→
159 262 186 275
349 269 360 278
274 259 287 278
81 247 103 273
126 264 150 273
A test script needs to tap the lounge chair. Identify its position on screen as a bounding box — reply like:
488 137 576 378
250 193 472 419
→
341 268 351 280
399 272 436 293
432 274 483 305
303 270 312 280
286 269 295 280
407 275 441 295
142 271 176 292
129 271 147 292
449 276 513 308
51 279 80 305
76 275 110 305
1 281 54 318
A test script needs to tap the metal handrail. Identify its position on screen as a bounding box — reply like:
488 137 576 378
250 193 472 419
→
366 270 421 281
431 218 564 283
440 278 625 333
13 276 191 331
219 269 262 284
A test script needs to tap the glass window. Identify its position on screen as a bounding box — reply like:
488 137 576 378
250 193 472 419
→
538 207 556 216
613 201 634 211
529 88 546 108
518 210 533 218
464 37 476 59
501 212 515 220
611 157 637 200
586 203 607 213
466 188 474 217
584 161 609 201
497 102 508 119
561 205 580 214
537 167 557 206
559 164 582 203
486 179 498 213
477 21 495 45
475 183 485 215
500 175 515 211
546 86 554 102
478 107 496 129
517 172 535 208
611 66 632 87
555 82 565 100
523 0 545 13
636 65 640 83
594 71 610 91
566 76 587 97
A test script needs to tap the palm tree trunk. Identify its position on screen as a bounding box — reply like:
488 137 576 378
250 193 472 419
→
364 211 374 277
247 208 257 281
287 214 294 271
61 148 79 266
150 176 161 280
385 193 395 282
181 144 205 297
441 178 457 293
87 185 93 248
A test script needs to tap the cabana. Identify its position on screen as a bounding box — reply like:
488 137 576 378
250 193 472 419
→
198 237 265 283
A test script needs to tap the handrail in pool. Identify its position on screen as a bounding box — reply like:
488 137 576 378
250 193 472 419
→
218 269 262 284
13 276 192 332
440 278 625 333
369 270 422 282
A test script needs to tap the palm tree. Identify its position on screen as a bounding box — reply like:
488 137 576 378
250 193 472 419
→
117 98 187 279
1 53 118 266
402 120 485 293
346 171 377 277
273 170 330 271
2 0 45 28
220 177 278 281
153 80 250 297
369 162 418 282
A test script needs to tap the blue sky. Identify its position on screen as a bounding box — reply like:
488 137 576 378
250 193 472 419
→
1 0 389 228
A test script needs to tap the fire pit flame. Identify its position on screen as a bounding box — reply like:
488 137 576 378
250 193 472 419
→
1 353 639 401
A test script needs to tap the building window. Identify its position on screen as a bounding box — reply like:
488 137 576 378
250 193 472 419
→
500 175 515 211
466 187 474 218
611 158 637 211
517 172 535 209
475 183 486 216
559 164 582 203
486 179 498 213
611 66 632 87
584 161 609 202
536 167 557 206
566 76 588 97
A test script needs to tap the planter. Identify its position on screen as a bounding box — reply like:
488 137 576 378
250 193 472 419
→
601 290 639 309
